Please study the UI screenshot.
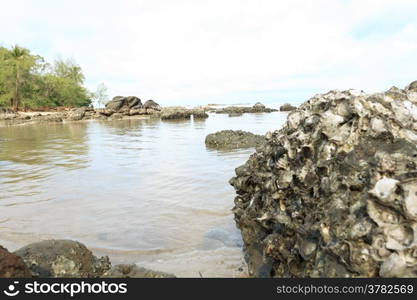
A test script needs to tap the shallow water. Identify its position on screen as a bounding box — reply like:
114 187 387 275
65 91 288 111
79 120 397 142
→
0 111 288 277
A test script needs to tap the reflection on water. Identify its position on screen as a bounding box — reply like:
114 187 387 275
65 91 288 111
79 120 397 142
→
0 112 288 277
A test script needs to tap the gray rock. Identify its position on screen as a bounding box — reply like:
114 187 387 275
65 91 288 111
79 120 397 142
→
253 102 266 110
105 96 142 113
279 103 297 111
67 108 86 121
14 240 111 278
161 107 207 120
230 82 417 278
143 100 161 110
205 130 265 150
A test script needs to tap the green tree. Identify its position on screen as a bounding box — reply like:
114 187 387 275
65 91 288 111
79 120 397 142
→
0 45 92 109
0 45 40 109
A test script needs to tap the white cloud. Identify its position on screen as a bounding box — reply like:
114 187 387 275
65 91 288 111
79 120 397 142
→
1 0 417 105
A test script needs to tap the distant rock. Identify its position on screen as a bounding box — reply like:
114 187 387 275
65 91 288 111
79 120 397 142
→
205 130 265 150
215 105 277 114
105 96 142 112
279 103 297 111
252 102 266 110
161 107 208 120
143 100 161 110
14 240 111 278
0 246 32 278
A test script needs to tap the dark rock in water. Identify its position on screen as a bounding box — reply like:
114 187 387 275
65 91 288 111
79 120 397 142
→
109 112 124 120
253 102 266 110
191 109 209 119
205 130 265 150
215 105 277 114
103 264 175 278
230 83 417 278
105 96 143 113
279 103 297 111
161 107 208 120
0 246 32 278
161 107 191 120
228 112 243 117
14 240 111 278
143 100 161 110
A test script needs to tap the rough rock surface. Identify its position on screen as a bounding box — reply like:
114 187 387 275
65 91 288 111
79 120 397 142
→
205 130 265 150
0 246 32 278
103 264 175 278
230 83 417 278
14 240 111 278
279 103 297 111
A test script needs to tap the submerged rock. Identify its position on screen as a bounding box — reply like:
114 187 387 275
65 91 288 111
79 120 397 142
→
103 264 175 278
205 130 265 150
279 103 297 111
0 246 32 278
14 240 111 278
230 83 417 278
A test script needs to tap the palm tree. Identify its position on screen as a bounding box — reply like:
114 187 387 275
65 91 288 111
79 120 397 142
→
8 45 30 110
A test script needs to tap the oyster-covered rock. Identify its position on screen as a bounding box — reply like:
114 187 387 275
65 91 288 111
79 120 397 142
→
230 82 417 278
14 240 111 278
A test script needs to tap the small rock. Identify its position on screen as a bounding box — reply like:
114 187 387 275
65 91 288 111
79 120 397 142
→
279 103 297 111
0 246 32 278
14 240 111 278
205 130 265 150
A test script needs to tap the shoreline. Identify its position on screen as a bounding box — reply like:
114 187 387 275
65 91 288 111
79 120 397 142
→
0 102 279 128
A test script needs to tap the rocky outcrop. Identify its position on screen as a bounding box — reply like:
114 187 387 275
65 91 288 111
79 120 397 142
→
14 240 111 278
279 103 297 111
0 246 32 278
230 82 417 278
103 264 175 278
205 130 265 150
161 107 208 120
105 96 142 112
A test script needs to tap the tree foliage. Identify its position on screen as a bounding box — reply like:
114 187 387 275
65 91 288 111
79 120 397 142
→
0 45 92 109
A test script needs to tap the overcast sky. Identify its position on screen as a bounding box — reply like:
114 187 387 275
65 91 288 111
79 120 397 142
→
1 0 417 105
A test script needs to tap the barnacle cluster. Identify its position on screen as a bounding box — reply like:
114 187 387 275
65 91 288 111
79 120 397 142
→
230 81 417 277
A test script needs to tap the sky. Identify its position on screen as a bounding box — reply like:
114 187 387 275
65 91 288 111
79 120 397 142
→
1 0 417 106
